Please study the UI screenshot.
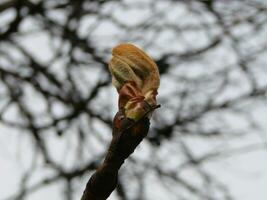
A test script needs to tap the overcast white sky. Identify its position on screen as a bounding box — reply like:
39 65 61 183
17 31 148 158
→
1 0 267 200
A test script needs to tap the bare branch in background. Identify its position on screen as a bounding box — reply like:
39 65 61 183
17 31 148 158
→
1 0 267 200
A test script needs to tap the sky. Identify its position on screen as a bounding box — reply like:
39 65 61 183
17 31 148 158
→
1 0 267 200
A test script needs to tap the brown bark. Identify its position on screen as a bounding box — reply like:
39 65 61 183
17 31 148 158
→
80 110 150 200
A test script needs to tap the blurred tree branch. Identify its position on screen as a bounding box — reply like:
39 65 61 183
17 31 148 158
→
1 0 267 200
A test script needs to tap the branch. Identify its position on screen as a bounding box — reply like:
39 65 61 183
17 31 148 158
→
0 0 17 13
81 43 160 200
80 111 150 200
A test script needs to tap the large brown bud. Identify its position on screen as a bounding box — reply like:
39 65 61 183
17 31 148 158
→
109 43 160 121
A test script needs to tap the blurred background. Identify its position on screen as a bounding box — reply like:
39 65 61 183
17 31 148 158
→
1 0 267 199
